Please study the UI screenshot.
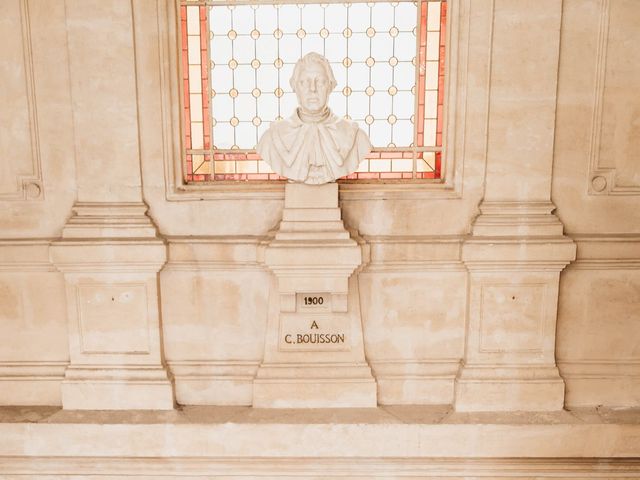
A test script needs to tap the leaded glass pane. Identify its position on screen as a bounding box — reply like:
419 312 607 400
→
181 0 447 181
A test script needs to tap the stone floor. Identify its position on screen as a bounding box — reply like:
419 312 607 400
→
1 406 639 478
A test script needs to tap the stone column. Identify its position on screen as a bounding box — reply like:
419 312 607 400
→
454 0 576 411
49 0 173 409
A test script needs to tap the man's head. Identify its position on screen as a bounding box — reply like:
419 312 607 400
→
290 52 337 115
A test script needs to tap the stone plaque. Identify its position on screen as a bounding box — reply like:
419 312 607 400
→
278 313 349 352
296 292 330 312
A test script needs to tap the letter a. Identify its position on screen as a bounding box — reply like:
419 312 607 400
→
310 320 319 330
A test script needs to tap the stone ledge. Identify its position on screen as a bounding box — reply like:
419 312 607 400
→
0 406 638 460
1 457 640 479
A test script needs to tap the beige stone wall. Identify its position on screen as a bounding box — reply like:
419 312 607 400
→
0 0 75 405
553 0 640 407
0 0 638 408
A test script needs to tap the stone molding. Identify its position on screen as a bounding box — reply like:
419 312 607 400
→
1 456 639 478
567 234 640 269
463 239 577 271
166 359 464 407
559 360 640 377
59 202 160 239
14 232 636 271
0 0 44 201
0 240 55 271
162 236 268 271
559 360 640 408
470 201 566 237
586 0 640 196
363 235 465 272
161 235 467 273
51 203 166 273
0 361 66 406
50 242 167 273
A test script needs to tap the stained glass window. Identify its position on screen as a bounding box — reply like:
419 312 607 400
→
181 0 447 181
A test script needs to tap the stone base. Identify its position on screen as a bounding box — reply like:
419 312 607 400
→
253 364 377 408
376 377 454 405
371 360 459 405
174 377 253 406
455 367 565 412
0 362 66 406
0 379 63 406
61 367 174 410
564 377 640 408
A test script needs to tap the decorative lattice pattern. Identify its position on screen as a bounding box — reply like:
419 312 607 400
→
181 0 447 181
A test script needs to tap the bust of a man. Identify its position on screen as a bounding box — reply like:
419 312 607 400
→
257 52 371 184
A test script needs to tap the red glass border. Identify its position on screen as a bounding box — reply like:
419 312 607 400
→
181 1 446 182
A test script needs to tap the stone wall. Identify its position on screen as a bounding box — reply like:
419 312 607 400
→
553 0 640 407
0 0 638 409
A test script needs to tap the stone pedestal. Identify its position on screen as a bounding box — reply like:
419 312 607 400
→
50 203 174 410
455 202 576 411
253 184 377 408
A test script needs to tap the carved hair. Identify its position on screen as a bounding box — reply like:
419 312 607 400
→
289 52 337 92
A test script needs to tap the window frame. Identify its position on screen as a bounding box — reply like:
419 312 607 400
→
160 0 466 200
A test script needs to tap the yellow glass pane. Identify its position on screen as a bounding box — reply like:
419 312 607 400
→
191 121 204 149
186 6 200 35
258 160 274 174
214 160 236 174
370 159 391 172
189 65 202 93
427 2 442 31
424 119 437 147
424 90 438 120
425 61 439 90
417 152 436 172
187 35 201 65
192 154 211 174
190 94 203 122
236 161 259 174
426 31 440 61
391 158 413 172
356 159 369 173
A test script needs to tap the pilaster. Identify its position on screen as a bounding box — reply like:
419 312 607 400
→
47 0 173 409
455 0 575 411
456 204 576 411
50 203 173 410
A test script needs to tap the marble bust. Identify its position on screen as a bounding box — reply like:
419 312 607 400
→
256 52 372 184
